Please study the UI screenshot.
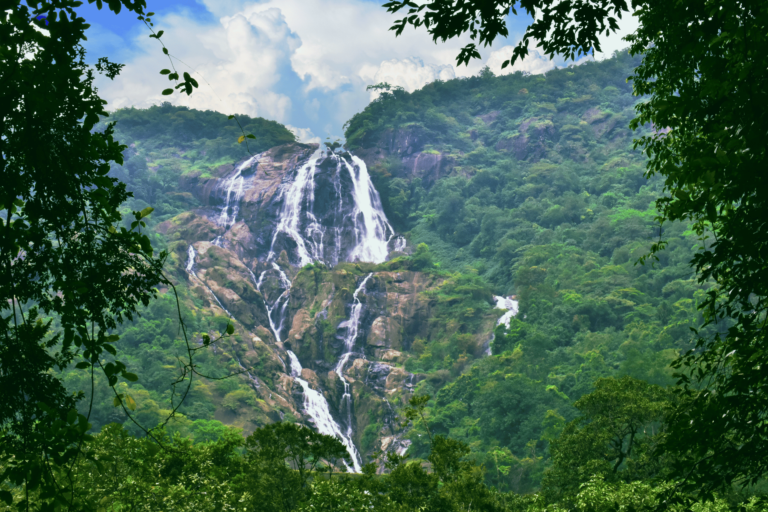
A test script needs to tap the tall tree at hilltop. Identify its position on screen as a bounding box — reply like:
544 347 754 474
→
383 0 768 500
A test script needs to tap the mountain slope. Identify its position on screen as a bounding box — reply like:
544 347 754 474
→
70 52 705 491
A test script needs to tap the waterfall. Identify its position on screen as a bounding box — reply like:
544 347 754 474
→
218 155 258 228
186 245 197 275
251 263 292 343
186 244 232 317
494 295 519 329
334 273 373 447
391 236 407 253
487 295 520 355
287 350 363 472
343 156 394 264
268 151 323 267
252 262 362 471
267 150 396 267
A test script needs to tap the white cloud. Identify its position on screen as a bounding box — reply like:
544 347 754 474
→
286 125 320 144
232 0 480 90
93 0 640 140
485 45 556 76
361 57 455 100
97 8 298 122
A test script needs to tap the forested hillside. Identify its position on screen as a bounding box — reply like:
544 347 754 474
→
345 52 709 490
38 52 736 507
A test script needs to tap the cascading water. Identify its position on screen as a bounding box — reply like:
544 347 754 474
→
391 236 407 254
342 157 395 264
334 273 373 451
218 155 258 227
268 152 323 267
251 260 362 472
197 147 405 472
266 150 395 267
186 244 232 317
486 295 520 355
251 263 292 343
287 350 362 472
495 295 519 329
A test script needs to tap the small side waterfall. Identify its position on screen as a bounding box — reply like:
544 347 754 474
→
495 295 519 329
287 350 362 472
334 273 373 453
391 236 407 254
487 295 520 355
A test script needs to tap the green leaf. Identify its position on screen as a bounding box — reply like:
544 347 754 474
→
228 115 235 120
160 69 171 75
103 344 117 355
246 134 256 139
113 395 122 407
162 88 173 95
124 394 137 411
123 372 139 382
202 334 211 346
139 206 154 219
75 361 90 369
162 47 169 55
226 323 235 335
156 30 164 38
0 490 12 505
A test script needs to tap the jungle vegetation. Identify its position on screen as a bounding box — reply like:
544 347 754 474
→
2 0 768 510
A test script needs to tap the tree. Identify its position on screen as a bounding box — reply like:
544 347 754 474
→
238 422 350 511
542 376 670 504
626 0 768 500
0 2 225 509
382 0 768 498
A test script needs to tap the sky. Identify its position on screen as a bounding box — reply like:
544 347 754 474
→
83 0 639 143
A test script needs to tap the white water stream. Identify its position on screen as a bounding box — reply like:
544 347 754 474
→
343 156 395 263
333 273 373 458
196 149 401 473
268 150 395 266
218 155 259 227
252 259 363 472
487 295 520 355
269 152 323 267
286 350 362 472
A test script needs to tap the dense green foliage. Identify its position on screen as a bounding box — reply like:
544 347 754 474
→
0 1 176 509
4 389 757 511
626 0 768 497
380 0 768 498
101 104 295 225
54 107 300 438
344 52 717 493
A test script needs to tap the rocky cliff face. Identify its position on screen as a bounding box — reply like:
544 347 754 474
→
159 141 506 469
